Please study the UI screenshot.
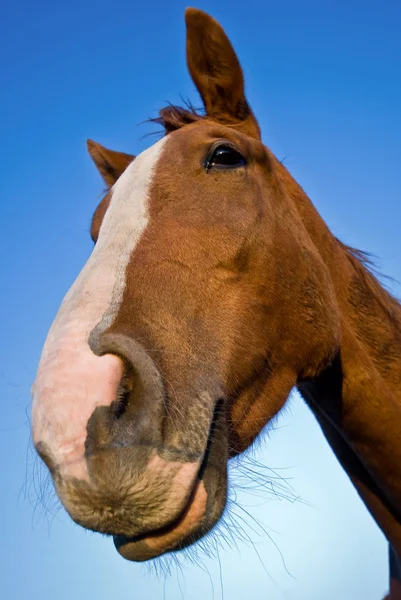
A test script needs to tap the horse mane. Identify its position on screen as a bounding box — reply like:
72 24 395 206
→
338 240 401 325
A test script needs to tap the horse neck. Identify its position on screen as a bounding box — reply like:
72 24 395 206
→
273 157 401 514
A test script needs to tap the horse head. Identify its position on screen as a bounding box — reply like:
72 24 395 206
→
32 8 341 561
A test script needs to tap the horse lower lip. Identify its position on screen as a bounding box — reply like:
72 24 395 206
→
113 476 208 561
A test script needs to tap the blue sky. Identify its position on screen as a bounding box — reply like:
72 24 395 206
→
1 1 400 598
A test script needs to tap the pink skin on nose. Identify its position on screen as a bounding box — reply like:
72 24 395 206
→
31 316 123 480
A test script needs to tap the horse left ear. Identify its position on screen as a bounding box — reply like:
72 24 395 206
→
87 140 135 187
185 8 260 138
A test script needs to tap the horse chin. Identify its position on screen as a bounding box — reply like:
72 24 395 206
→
113 457 227 562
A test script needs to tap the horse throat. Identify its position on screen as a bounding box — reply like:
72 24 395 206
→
275 155 401 555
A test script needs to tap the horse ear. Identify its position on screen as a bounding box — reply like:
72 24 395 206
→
185 8 260 138
87 140 134 187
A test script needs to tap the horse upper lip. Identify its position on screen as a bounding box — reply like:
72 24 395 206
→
114 477 200 544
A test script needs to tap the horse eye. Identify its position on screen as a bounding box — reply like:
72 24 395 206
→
206 145 246 171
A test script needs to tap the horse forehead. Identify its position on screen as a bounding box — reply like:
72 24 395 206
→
109 136 169 213
108 127 202 221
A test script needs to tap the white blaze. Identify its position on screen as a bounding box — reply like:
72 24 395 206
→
31 137 167 479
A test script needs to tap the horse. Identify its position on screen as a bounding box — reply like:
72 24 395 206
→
31 8 401 598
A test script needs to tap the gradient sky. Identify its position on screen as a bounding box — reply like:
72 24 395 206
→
2 1 401 599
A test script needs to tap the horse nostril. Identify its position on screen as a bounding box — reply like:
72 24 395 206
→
112 361 139 420
88 330 166 447
114 365 135 419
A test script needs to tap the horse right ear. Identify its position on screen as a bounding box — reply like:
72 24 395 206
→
87 140 134 187
185 8 260 138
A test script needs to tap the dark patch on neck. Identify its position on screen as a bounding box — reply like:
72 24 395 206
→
298 351 344 427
